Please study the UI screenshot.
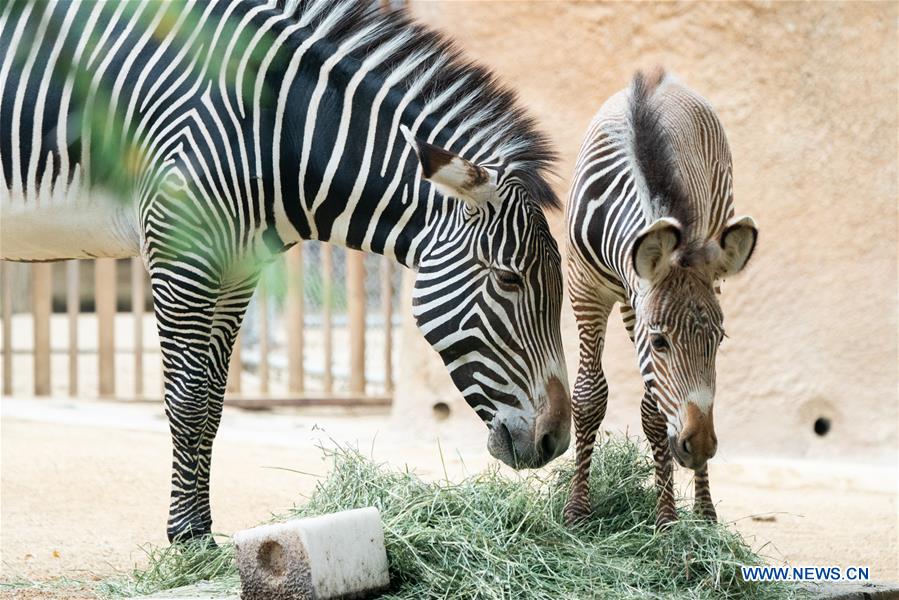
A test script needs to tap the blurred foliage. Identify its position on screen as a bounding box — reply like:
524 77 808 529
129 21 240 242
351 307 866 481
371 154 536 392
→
11 0 281 218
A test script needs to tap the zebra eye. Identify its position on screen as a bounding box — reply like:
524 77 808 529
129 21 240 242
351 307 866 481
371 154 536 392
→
650 333 670 352
495 270 524 289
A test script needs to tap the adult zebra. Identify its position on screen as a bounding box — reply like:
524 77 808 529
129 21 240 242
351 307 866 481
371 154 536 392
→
0 0 571 542
565 70 758 528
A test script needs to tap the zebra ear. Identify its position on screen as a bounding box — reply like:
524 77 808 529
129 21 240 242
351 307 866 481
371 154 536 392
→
713 215 758 278
401 125 497 206
632 217 682 282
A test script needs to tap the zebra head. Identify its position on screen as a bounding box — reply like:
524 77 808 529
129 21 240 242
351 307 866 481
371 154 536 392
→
405 133 570 470
631 215 757 470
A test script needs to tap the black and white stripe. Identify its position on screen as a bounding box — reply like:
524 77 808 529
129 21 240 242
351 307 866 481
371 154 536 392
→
564 69 757 528
1 0 570 542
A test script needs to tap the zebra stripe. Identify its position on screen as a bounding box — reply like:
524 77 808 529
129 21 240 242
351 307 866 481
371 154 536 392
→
1 0 570 542
564 69 757 529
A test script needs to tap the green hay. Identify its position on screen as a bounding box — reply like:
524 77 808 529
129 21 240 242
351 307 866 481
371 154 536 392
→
97 539 238 598
98 435 802 599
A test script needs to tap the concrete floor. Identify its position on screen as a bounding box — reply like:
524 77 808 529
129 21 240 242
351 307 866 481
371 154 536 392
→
1 396 897 598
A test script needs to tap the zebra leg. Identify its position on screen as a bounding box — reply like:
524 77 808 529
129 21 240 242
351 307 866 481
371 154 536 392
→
620 302 677 528
563 288 612 526
641 391 677 529
693 465 717 521
564 362 609 525
193 274 259 536
150 265 220 543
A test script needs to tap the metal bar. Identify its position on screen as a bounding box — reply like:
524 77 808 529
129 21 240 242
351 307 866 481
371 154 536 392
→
131 257 145 398
380 258 394 393
322 243 333 394
258 274 269 394
2 262 13 396
67 261 79 396
95 258 116 397
346 249 366 394
32 263 52 396
224 394 391 409
286 244 304 393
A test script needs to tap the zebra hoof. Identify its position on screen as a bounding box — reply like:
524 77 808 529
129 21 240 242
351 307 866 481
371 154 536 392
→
563 497 591 527
655 512 677 531
168 522 215 545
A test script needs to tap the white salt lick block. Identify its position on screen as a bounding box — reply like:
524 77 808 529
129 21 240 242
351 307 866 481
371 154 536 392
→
233 507 390 600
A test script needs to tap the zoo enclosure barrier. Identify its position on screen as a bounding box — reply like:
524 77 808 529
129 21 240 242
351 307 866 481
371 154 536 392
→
0 243 401 408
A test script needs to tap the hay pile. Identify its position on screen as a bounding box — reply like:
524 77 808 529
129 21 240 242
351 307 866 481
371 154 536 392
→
100 436 798 599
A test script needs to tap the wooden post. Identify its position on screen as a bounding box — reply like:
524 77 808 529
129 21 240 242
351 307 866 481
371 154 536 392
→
347 249 365 394
227 333 242 394
258 275 269 394
380 259 394 394
131 257 144 398
67 261 79 396
321 244 333 394
2 263 13 396
95 258 116 397
32 263 52 396
286 245 304 393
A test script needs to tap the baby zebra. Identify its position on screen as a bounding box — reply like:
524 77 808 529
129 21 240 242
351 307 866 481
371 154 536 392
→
565 70 758 528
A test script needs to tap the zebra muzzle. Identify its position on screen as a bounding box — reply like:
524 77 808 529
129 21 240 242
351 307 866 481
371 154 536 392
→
669 404 717 470
487 376 571 470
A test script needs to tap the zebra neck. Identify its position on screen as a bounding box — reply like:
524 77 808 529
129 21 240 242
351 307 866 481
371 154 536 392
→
273 44 449 270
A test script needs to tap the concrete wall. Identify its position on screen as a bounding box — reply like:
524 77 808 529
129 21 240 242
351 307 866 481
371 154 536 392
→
393 1 898 462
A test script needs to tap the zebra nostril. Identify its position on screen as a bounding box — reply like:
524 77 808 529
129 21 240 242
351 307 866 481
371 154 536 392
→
681 439 692 456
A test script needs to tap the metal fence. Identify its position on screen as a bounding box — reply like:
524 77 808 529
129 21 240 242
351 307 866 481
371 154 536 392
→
0 244 401 408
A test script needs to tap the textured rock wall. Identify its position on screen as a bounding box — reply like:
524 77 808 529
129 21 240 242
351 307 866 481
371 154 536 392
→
394 1 898 461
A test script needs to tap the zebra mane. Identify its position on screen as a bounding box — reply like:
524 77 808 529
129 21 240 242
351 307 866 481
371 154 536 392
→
630 69 699 243
275 0 560 211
